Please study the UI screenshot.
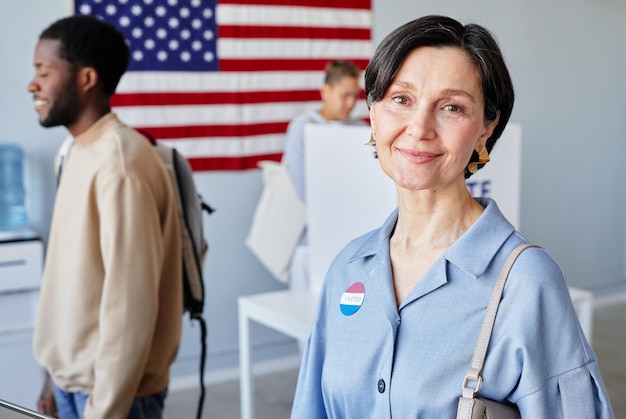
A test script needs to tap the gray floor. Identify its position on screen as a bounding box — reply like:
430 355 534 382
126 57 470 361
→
594 302 626 418
165 301 626 419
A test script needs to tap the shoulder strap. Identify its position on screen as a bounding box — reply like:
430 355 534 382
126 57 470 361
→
55 137 75 187
461 243 541 399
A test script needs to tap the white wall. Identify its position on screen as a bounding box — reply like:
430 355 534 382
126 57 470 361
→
1 0 68 241
374 0 626 296
2 0 625 381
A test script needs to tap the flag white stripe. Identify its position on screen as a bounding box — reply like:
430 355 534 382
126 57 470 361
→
216 5 371 28
217 39 371 60
114 101 369 127
158 134 287 158
117 71 329 93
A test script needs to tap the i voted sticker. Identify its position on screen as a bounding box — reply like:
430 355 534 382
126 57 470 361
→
340 282 365 316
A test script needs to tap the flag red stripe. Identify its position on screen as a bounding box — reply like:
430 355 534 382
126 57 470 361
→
134 117 370 141
218 25 370 40
112 89 321 107
218 0 371 10
135 122 290 140
188 153 282 171
219 58 370 72
112 90 366 107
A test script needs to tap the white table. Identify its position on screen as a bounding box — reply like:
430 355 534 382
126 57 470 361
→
238 286 594 419
238 290 318 419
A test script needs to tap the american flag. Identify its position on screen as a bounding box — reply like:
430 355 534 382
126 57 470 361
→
73 0 372 171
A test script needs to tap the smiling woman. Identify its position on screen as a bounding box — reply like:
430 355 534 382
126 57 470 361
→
290 14 615 419
370 46 492 196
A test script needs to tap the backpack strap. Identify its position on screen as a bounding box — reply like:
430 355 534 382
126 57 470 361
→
196 316 207 419
55 136 75 187
153 144 208 419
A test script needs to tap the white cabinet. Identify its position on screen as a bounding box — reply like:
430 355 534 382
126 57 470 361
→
0 237 44 410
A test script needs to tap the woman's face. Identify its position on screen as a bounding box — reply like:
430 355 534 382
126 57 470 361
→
370 46 497 192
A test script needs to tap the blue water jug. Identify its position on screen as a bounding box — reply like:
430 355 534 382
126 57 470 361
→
0 143 28 230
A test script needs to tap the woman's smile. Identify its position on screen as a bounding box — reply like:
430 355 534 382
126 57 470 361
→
397 148 442 164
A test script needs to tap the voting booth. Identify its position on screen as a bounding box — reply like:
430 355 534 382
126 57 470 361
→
238 123 592 419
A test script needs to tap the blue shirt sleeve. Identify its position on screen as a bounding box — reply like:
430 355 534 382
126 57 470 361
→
516 362 614 418
284 117 308 203
501 249 615 418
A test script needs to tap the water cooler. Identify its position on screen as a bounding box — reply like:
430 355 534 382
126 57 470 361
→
0 143 44 409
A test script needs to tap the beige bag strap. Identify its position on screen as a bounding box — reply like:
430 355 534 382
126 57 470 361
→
461 243 541 399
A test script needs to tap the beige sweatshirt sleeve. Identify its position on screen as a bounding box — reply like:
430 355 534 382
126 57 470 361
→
83 173 165 419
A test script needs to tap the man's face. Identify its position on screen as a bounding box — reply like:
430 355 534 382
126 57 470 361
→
321 76 361 121
28 38 81 128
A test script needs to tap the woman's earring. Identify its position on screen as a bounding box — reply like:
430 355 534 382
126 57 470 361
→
476 145 490 165
366 131 376 145
467 162 479 174
467 146 490 174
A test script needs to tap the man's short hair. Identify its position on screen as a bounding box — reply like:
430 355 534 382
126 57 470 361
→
324 60 361 85
40 15 130 97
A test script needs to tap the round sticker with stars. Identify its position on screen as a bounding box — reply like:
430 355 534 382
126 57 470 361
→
340 282 365 316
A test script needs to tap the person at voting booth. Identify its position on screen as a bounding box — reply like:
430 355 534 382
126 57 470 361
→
283 61 366 293
291 15 614 418
28 16 182 419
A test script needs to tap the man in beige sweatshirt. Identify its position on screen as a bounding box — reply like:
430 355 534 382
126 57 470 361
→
28 15 182 419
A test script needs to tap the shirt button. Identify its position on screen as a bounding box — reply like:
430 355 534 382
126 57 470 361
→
377 379 385 393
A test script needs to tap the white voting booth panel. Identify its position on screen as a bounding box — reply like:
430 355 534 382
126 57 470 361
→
238 123 592 419
306 125 396 293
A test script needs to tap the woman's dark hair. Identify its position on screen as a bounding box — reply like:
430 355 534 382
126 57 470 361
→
40 15 130 98
365 15 514 177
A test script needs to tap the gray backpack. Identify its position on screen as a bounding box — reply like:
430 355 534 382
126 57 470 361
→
150 137 214 419
153 143 213 319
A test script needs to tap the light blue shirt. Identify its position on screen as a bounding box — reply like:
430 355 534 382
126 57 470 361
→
291 198 614 418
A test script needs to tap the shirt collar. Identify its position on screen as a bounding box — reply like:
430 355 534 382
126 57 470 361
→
445 198 516 278
348 198 515 279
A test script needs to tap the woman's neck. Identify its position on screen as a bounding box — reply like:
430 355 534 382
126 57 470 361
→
391 186 484 251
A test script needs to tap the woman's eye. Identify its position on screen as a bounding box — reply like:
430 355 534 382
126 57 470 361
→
392 96 408 105
444 104 463 112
